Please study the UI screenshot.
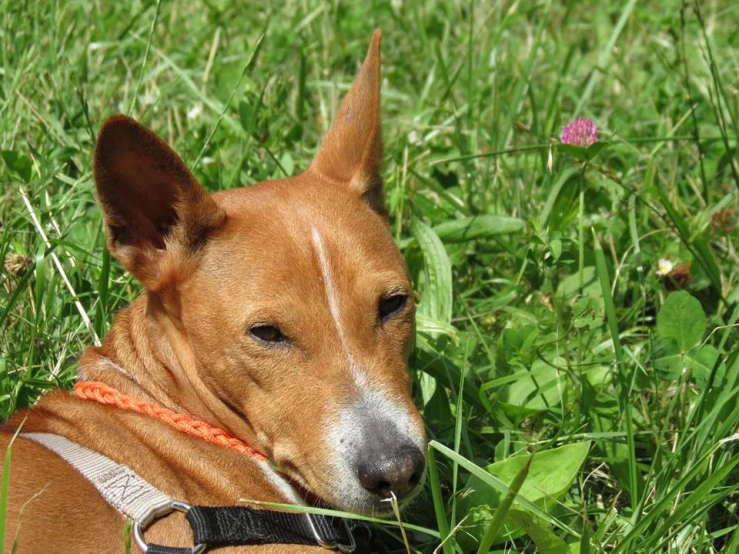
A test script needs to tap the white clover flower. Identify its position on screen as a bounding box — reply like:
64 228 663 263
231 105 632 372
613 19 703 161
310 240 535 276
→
187 104 204 120
656 258 673 276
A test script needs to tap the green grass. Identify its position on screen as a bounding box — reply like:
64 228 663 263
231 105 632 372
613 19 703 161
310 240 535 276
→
1 0 738 552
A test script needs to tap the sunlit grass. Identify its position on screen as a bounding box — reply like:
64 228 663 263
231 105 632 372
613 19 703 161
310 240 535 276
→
1 0 738 551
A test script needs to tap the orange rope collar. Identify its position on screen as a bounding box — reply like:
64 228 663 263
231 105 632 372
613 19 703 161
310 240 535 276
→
74 381 267 463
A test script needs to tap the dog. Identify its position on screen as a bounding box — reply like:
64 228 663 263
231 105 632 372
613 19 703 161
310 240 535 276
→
1 30 427 553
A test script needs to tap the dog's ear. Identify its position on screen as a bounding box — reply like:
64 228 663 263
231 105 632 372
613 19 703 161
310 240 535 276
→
93 115 226 290
309 30 385 215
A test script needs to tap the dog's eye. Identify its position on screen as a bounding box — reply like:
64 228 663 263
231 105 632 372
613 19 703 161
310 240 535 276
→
379 294 409 322
249 325 287 345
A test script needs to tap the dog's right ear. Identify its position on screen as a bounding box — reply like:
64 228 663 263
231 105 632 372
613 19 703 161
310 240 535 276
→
309 30 386 215
93 115 225 291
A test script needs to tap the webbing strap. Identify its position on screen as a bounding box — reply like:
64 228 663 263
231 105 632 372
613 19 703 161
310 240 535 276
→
147 547 194 554
187 506 351 547
23 433 172 523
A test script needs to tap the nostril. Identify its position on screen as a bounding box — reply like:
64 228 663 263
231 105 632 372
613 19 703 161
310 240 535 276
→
358 445 426 500
376 481 392 498
409 469 421 486
358 463 392 497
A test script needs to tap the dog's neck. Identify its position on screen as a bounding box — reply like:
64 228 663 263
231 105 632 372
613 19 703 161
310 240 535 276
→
78 291 264 453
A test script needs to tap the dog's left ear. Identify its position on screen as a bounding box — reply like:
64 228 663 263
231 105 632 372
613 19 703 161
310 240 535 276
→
309 30 385 215
93 115 226 291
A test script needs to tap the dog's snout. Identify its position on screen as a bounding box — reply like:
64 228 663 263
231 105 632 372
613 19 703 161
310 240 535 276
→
357 444 425 500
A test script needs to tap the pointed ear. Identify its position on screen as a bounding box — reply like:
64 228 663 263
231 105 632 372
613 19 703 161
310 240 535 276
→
309 30 385 215
93 115 226 290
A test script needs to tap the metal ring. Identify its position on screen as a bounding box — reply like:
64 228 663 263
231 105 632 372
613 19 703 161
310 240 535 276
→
133 500 207 554
337 519 357 553
305 513 356 553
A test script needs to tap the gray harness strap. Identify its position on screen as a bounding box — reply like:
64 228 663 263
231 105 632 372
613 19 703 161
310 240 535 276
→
21 433 205 553
24 433 172 523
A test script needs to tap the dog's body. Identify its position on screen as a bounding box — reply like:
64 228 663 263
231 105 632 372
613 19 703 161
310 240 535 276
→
1 31 427 553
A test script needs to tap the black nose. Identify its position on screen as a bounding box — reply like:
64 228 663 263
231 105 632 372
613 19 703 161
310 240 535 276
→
358 445 425 500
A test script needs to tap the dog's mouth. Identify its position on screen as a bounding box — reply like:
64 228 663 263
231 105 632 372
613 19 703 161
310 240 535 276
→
278 455 426 517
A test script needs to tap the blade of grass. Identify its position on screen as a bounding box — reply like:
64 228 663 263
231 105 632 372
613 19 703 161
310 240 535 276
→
19 188 100 346
593 228 638 507
0 419 25 553
449 341 469 530
239 498 440 539
574 0 637 114
656 179 722 298
612 446 724 553
193 33 265 171
641 457 739 553
128 0 161 115
476 452 533 554
429 440 578 537
427 446 453 554
383 492 410 554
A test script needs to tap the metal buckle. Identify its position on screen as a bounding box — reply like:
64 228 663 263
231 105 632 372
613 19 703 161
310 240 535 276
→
305 513 356 553
133 500 208 554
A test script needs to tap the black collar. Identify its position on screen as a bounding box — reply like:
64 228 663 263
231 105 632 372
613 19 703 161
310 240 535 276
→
141 504 385 554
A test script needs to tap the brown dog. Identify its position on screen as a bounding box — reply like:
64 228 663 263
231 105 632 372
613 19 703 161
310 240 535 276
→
1 30 426 553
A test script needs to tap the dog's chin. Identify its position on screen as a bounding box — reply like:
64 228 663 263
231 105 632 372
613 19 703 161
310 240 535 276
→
287 463 426 515
318 480 425 517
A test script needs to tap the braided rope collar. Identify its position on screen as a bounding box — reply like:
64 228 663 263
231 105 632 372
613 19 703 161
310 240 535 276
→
74 381 267 462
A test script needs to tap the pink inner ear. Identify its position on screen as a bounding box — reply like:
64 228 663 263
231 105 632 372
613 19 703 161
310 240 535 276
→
95 120 199 254
101 167 181 250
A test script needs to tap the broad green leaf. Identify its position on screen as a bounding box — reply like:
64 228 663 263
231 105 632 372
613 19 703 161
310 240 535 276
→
423 384 453 425
556 267 601 305
689 345 726 388
653 292 717 387
238 100 254 133
550 238 562 261
657 291 706 351
432 215 524 243
556 143 588 161
496 359 565 415
486 442 590 504
555 141 607 163
497 325 539 369
279 152 294 176
1 150 32 183
584 141 607 160
411 219 453 329
513 510 571 554
652 338 682 381
419 371 436 406
415 312 458 341
652 339 726 388
458 442 591 546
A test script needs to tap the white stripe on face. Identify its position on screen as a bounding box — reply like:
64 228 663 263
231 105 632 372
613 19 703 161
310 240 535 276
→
310 226 359 375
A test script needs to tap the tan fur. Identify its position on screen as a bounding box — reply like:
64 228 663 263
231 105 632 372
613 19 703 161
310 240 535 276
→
0 30 425 553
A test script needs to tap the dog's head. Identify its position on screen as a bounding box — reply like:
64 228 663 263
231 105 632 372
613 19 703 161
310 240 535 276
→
92 31 426 514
